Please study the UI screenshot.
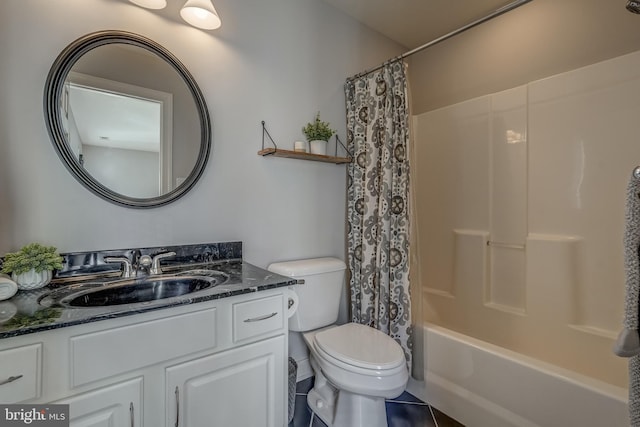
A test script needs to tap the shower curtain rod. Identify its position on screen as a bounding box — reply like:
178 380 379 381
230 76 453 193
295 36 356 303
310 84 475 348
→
347 0 533 81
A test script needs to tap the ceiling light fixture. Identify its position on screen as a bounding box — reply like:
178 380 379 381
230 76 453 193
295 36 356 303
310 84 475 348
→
128 0 167 9
180 0 222 30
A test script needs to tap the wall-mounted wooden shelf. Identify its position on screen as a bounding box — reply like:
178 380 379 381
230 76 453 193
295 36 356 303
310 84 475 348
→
258 120 352 165
257 148 352 164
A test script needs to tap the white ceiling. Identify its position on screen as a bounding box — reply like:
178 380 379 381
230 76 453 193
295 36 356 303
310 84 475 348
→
321 0 516 49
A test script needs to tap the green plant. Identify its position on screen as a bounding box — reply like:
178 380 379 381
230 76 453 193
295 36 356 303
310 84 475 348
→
1 243 63 275
302 112 335 142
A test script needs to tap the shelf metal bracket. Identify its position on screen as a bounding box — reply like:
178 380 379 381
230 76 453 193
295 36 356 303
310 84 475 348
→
261 120 278 151
334 134 352 158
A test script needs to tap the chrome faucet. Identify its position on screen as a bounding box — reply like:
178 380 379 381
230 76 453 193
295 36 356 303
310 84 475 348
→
104 256 134 278
137 251 176 276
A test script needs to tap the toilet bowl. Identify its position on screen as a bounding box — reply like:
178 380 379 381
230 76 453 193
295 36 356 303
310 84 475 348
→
302 323 408 427
267 257 409 427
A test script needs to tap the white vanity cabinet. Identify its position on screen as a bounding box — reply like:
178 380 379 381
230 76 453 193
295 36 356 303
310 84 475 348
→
0 288 288 427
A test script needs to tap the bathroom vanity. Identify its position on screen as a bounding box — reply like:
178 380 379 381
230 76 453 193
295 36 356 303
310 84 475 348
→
0 242 294 427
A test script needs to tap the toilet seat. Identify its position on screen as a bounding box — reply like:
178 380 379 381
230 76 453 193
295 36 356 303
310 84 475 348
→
312 340 407 379
313 323 405 372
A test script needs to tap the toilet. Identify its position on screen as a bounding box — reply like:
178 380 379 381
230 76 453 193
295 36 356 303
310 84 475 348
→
268 257 408 427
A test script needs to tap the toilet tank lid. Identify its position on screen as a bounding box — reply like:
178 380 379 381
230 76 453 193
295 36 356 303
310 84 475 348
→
267 257 346 277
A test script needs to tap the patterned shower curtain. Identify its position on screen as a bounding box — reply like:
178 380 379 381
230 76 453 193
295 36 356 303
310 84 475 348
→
345 61 412 368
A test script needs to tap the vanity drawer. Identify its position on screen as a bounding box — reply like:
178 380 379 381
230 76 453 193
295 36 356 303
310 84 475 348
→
0 343 42 403
232 294 284 343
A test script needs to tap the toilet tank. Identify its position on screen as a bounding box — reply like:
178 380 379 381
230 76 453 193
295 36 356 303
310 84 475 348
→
268 257 346 332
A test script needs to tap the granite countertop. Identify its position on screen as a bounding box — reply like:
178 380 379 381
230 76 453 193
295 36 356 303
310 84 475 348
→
0 260 295 339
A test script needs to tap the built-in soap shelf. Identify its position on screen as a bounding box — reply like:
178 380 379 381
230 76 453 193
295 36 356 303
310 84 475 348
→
257 121 352 164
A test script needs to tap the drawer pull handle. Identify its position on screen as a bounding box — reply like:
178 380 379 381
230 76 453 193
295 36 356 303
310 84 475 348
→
130 402 135 427
175 386 180 427
0 375 23 386
244 312 278 322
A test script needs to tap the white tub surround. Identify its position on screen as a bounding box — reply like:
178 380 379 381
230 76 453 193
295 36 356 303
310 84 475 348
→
413 50 640 389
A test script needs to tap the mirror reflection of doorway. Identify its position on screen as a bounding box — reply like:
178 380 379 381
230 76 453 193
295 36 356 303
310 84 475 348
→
65 72 173 198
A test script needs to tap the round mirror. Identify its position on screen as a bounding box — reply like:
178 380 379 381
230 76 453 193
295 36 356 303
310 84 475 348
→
44 30 211 208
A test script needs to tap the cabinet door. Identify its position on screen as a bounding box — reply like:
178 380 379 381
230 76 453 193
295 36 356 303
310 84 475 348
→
167 336 285 427
0 343 42 403
57 377 143 427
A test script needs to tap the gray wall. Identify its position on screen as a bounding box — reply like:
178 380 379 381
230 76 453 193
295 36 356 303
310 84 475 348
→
410 0 640 114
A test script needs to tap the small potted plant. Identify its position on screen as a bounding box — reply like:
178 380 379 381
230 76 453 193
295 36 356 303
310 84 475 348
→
302 112 335 155
1 243 63 290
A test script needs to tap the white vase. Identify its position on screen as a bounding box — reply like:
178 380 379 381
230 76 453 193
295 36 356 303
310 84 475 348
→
309 140 328 155
12 269 52 291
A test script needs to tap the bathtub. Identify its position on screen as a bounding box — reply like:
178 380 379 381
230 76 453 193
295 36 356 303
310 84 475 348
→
408 324 629 427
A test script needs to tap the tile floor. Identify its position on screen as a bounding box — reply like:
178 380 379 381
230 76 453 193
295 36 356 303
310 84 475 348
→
289 377 464 427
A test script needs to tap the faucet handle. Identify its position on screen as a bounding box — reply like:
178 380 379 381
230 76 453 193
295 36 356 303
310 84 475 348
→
104 256 133 278
150 251 176 275
138 255 153 269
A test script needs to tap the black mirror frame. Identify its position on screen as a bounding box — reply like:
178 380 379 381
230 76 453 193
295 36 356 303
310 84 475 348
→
44 30 211 208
